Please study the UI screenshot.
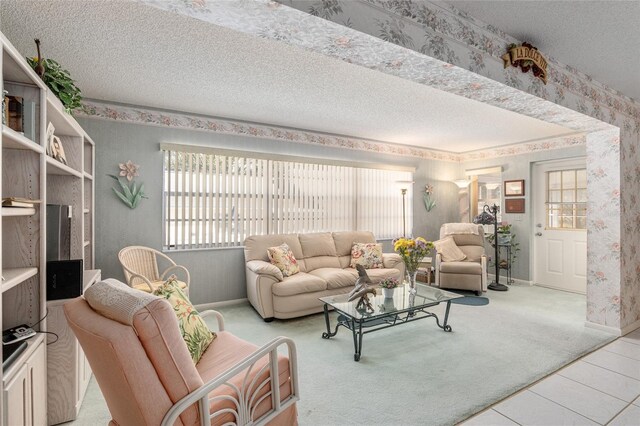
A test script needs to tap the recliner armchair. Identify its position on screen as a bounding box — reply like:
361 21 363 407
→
434 223 487 295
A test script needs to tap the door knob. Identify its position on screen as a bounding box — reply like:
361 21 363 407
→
535 232 542 236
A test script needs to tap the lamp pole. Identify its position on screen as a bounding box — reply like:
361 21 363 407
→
401 188 407 237
484 203 508 291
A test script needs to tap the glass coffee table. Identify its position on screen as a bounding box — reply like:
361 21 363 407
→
320 283 463 361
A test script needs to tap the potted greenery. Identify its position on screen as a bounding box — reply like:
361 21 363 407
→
486 224 520 271
26 39 82 113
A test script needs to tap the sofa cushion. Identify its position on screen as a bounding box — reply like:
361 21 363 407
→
440 261 482 274
244 234 306 272
299 232 337 257
267 243 300 277
309 268 358 289
332 231 376 256
272 272 327 296
153 277 216 364
459 246 484 262
84 278 159 325
433 236 467 262
343 267 401 283
350 242 383 269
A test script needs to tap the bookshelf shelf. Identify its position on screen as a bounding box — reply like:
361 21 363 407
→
46 92 82 137
46 156 83 178
1 267 38 293
2 126 44 153
2 207 36 217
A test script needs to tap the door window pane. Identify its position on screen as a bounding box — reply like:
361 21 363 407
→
546 168 586 230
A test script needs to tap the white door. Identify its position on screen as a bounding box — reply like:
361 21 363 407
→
533 159 587 294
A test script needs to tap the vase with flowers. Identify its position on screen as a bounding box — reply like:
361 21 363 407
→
379 277 399 298
393 237 434 294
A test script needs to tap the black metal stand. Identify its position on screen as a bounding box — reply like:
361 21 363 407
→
483 204 509 292
321 300 453 362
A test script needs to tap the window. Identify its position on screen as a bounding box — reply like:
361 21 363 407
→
546 168 587 229
162 145 413 249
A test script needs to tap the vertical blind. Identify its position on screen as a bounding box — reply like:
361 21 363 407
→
162 146 413 250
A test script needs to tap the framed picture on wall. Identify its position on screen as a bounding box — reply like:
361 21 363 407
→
505 198 525 213
504 179 525 197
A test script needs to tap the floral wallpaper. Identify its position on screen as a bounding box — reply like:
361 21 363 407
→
131 0 639 331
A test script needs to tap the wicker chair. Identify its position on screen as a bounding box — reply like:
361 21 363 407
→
118 246 190 294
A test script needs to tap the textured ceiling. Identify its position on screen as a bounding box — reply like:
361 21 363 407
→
0 0 576 152
445 0 640 101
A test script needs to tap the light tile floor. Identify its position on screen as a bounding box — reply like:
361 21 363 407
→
462 328 640 425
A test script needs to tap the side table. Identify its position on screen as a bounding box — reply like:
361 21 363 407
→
417 257 432 285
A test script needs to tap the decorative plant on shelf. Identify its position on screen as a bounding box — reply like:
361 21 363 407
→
422 184 436 212
109 161 147 209
26 39 83 113
486 224 520 270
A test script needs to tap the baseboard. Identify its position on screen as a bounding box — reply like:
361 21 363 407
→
621 318 640 336
487 274 533 286
194 298 248 311
584 321 622 336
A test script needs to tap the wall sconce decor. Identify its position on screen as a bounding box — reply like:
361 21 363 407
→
453 179 471 189
109 160 148 209
423 184 436 212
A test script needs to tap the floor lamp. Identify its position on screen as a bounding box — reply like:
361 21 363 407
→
397 180 414 237
482 203 509 291
401 188 408 237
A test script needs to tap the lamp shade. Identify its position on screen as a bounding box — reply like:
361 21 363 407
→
453 179 471 188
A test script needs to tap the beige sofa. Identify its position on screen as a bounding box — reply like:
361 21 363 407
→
244 231 405 321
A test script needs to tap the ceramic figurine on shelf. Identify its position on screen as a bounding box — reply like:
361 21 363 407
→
348 265 377 312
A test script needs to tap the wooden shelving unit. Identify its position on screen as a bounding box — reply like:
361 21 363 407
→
1 207 36 217
1 31 98 425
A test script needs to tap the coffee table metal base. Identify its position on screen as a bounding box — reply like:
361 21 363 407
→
321 301 453 361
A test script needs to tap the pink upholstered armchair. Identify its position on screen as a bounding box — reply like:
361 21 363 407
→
64 279 299 425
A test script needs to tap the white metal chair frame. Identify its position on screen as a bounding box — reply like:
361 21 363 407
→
162 311 300 426
118 245 191 293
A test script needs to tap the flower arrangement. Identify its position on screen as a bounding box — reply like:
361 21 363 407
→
379 277 399 289
393 237 434 274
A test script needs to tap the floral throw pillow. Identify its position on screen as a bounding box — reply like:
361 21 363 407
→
267 243 300 277
350 243 383 269
153 276 215 364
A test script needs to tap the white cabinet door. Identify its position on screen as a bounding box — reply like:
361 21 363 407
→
28 342 47 426
4 364 29 426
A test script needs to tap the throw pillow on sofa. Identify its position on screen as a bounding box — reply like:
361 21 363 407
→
433 236 467 262
267 243 300 277
350 242 383 269
153 276 216 364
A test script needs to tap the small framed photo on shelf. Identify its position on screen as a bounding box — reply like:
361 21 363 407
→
504 179 525 197
505 198 525 213
46 122 55 157
46 122 67 165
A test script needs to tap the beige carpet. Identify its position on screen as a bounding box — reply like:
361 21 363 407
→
70 285 614 425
